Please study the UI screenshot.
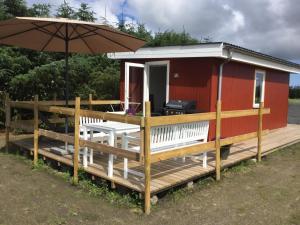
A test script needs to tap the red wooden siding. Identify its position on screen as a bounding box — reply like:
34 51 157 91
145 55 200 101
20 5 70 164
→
119 58 290 140
168 58 212 112
209 60 289 140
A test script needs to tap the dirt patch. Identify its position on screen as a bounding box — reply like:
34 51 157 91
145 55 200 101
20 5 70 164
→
0 142 299 225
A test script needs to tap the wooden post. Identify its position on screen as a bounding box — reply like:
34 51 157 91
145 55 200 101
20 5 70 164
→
257 102 264 162
33 95 39 165
144 101 151 215
215 100 222 181
5 94 11 153
73 97 80 184
88 94 93 111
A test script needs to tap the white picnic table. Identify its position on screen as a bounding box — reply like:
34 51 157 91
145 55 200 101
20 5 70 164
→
82 121 140 177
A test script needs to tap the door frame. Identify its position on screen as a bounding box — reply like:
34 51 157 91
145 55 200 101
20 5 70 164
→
124 62 145 112
144 60 170 113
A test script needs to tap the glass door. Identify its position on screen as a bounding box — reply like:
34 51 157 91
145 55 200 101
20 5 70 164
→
124 62 145 115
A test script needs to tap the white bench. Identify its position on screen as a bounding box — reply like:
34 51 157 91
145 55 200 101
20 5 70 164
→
122 121 210 179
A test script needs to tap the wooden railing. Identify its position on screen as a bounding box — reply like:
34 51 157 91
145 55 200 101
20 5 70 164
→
4 94 270 215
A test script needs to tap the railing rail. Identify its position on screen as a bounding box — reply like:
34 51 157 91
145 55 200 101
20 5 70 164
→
4 93 269 214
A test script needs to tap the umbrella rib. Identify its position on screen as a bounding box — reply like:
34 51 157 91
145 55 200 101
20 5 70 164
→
68 24 77 40
40 24 64 51
69 28 99 40
70 24 95 54
0 22 56 41
32 22 65 40
80 24 136 52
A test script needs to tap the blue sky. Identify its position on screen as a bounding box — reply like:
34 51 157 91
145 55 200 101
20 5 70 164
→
28 0 300 86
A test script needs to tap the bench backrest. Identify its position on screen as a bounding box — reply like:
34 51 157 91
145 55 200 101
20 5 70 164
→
150 121 209 149
80 117 103 131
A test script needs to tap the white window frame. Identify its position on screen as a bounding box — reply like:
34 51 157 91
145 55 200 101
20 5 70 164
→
253 70 266 108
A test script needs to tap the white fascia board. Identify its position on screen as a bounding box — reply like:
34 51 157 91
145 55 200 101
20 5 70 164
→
222 49 300 74
108 43 224 59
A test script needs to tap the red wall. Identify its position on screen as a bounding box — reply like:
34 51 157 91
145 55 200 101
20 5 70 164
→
209 60 289 139
120 58 214 112
120 58 290 139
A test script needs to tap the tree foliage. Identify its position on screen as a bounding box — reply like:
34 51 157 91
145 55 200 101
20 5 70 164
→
75 3 96 22
289 87 300 99
27 3 51 17
0 0 202 127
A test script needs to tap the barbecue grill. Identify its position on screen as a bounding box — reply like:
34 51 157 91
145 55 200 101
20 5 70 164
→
164 100 197 115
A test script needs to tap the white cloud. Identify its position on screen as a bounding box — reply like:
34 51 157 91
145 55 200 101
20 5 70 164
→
124 0 300 61
28 0 300 61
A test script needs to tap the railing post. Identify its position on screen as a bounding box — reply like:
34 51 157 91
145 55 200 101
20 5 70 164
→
88 94 93 111
144 101 151 215
73 97 80 184
257 102 264 162
33 95 39 165
215 100 222 181
5 94 11 153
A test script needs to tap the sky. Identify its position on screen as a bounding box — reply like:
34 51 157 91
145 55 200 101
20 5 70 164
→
27 0 300 86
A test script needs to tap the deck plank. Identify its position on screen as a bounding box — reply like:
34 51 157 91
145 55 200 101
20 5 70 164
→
9 124 300 194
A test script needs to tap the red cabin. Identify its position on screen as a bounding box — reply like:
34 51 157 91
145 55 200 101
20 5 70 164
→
109 42 300 140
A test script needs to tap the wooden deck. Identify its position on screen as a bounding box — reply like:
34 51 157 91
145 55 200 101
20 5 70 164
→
10 124 300 195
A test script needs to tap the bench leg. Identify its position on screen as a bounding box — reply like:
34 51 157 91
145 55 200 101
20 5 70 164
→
83 127 88 167
203 152 207 168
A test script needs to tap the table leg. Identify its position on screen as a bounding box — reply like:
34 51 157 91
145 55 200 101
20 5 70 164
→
108 131 114 177
83 127 88 167
122 133 128 179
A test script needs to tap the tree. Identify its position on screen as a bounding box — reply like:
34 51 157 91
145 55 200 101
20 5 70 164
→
3 0 27 17
0 0 9 20
56 0 76 19
150 30 199 47
27 3 51 17
75 3 96 22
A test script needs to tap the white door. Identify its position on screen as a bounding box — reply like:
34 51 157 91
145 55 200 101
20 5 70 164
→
124 62 145 114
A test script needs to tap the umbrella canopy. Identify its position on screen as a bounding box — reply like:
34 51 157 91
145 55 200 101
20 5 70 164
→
0 17 146 134
0 17 145 53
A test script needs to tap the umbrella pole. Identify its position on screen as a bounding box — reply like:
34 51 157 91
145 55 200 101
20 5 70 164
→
65 24 69 150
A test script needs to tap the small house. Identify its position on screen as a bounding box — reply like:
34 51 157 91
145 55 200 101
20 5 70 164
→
109 42 300 140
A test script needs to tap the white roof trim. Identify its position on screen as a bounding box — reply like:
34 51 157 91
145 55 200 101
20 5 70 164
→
108 43 300 74
108 43 224 59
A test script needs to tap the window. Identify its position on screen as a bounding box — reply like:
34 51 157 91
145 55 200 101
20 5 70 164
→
253 70 266 108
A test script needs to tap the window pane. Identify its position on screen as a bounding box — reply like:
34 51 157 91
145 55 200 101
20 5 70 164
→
255 73 263 104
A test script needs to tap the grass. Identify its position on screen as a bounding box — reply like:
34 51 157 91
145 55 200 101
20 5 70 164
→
288 98 300 104
164 159 257 203
2 151 143 213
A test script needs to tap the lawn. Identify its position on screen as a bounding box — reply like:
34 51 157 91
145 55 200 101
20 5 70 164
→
289 98 300 105
0 139 299 225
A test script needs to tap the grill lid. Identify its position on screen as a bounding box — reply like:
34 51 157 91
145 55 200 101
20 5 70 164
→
165 100 196 110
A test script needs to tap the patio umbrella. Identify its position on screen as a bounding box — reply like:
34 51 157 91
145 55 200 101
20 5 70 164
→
0 17 146 133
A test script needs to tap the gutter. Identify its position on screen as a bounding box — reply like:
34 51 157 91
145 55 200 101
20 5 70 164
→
217 45 233 101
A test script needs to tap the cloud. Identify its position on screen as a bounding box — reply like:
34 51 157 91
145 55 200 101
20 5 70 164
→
27 0 300 62
124 0 300 61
